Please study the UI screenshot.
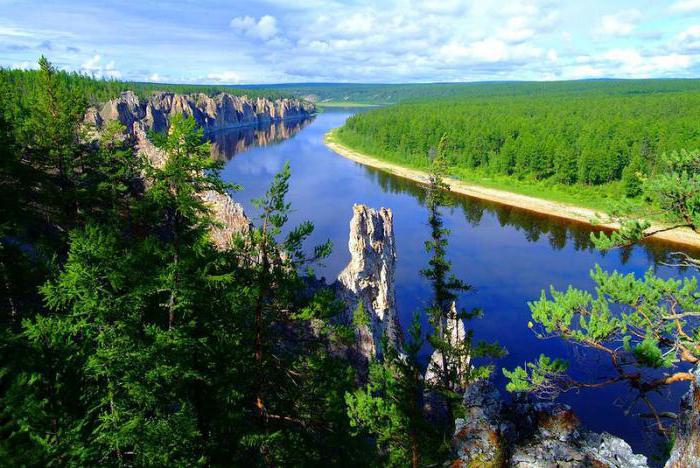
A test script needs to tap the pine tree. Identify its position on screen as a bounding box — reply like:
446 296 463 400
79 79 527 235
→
231 162 371 464
422 136 504 434
346 313 436 467
505 148 700 435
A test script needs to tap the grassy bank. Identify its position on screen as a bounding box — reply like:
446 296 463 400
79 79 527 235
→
325 130 700 249
331 129 640 215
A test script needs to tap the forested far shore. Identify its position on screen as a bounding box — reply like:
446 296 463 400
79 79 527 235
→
260 78 700 105
334 83 700 217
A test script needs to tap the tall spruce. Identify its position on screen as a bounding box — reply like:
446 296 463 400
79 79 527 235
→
346 313 436 467
422 136 504 434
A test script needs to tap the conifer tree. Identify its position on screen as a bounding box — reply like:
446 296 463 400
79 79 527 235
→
505 148 700 435
422 136 503 433
346 313 436 467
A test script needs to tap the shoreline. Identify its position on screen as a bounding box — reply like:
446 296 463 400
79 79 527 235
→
324 129 700 251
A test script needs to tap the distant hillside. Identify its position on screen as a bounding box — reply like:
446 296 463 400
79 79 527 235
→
242 79 700 105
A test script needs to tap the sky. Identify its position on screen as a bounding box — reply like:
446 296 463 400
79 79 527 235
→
1 0 700 84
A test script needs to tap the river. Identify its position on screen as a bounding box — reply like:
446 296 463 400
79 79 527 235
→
214 107 699 461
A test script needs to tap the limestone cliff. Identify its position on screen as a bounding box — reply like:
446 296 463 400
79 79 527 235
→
131 122 252 249
336 204 402 363
424 302 471 423
92 90 315 135
84 90 308 249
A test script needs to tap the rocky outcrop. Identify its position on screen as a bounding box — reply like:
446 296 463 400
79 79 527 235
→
82 90 314 250
335 204 402 363
424 302 471 423
451 380 648 467
665 366 700 467
424 301 470 386
112 110 252 249
93 90 315 136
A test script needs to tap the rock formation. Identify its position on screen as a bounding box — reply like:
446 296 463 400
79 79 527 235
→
424 302 471 423
93 90 315 136
451 379 648 467
85 90 293 249
665 366 700 467
336 204 402 362
424 301 470 386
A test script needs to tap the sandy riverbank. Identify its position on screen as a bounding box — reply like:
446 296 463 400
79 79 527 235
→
324 130 700 250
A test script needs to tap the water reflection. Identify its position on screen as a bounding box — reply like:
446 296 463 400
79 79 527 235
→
364 165 700 267
221 108 699 461
207 117 314 161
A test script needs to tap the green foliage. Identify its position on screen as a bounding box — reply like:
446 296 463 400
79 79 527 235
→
505 265 700 401
592 149 700 250
352 301 370 328
503 354 569 395
269 79 700 105
336 84 700 196
0 59 370 465
633 337 673 369
420 140 504 436
346 314 436 467
1 59 290 106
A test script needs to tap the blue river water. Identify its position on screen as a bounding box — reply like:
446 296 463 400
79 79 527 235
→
214 108 699 462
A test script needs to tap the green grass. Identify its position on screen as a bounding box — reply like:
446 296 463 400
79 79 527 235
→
332 129 644 215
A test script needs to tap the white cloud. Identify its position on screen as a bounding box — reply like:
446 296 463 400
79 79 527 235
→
439 38 541 63
0 25 34 37
206 70 242 83
497 17 535 43
567 65 604 79
80 54 122 79
230 15 278 41
597 48 692 77
598 9 641 36
670 0 700 13
3 0 696 84
677 24 700 44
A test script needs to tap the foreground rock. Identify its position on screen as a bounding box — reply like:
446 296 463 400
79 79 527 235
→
424 302 471 423
665 366 700 467
336 204 402 363
451 380 648 467
425 302 470 386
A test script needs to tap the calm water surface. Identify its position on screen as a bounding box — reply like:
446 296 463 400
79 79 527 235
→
215 108 699 461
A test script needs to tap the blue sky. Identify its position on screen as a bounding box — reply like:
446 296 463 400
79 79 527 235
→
1 0 700 84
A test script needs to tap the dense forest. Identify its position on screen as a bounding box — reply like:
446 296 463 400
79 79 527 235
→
261 79 700 105
2 59 699 465
0 60 498 466
335 83 700 203
0 67 290 108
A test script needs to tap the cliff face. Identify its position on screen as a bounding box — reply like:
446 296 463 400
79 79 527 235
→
128 121 252 249
91 90 315 135
85 90 305 249
336 204 402 363
665 366 700 467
